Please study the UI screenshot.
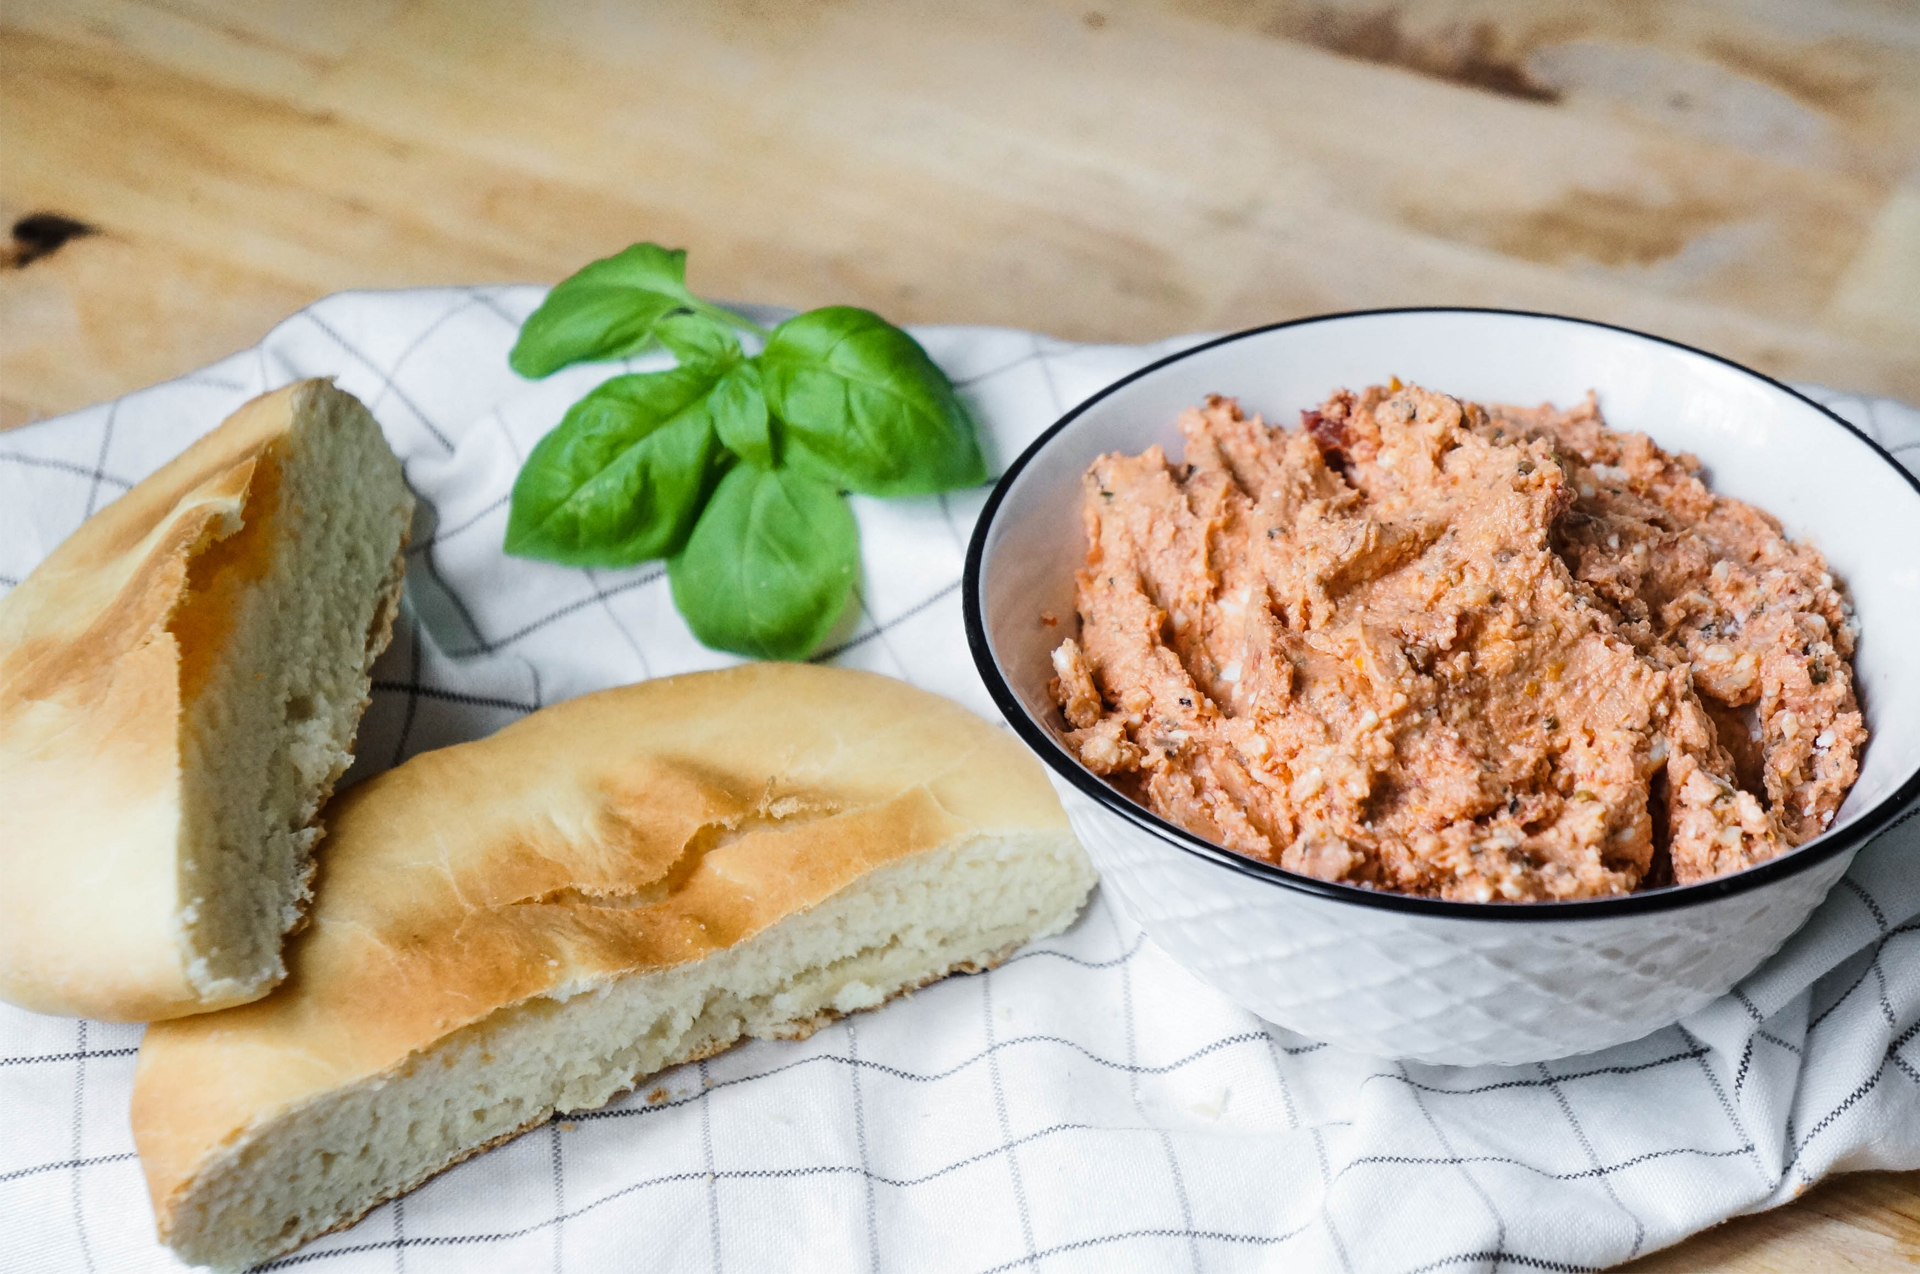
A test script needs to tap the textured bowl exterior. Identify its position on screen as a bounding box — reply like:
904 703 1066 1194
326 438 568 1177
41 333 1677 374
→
1053 778 1858 1065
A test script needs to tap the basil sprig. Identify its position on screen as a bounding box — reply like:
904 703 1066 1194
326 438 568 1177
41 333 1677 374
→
505 243 986 660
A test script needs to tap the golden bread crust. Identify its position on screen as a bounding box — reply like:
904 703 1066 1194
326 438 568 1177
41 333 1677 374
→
0 381 410 1020
132 665 1074 1230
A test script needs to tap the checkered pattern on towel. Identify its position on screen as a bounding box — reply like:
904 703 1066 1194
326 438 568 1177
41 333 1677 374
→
2 289 1916 1274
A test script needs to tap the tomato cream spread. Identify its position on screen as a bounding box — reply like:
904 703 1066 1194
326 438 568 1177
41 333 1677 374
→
1049 383 1866 901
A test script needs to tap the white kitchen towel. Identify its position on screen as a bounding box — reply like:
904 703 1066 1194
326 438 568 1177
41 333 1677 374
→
1 288 1916 1274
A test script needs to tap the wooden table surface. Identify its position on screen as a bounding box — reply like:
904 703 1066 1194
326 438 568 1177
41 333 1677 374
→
1 1 1916 1267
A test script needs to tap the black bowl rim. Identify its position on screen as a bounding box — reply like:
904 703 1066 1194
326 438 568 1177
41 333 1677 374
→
962 305 1920 921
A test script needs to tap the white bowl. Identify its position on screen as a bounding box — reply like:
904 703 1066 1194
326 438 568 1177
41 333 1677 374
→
964 308 1920 1066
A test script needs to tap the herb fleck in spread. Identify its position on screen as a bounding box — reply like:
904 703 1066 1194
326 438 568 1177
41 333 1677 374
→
1049 384 1866 901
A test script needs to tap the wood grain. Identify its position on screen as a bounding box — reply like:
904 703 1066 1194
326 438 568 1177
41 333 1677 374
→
0 1 1916 1266
3 0 1918 426
1622 1169 1920 1272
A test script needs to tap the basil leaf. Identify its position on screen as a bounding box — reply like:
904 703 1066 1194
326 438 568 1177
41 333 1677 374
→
509 243 765 378
758 307 985 496
505 367 728 566
509 245 699 378
710 360 775 468
655 312 742 372
667 464 857 660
